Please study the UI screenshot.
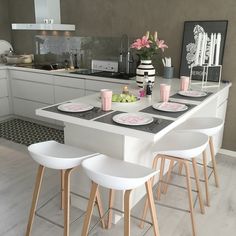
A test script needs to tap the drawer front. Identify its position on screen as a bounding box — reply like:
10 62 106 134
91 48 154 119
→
10 70 53 84
12 79 54 104
217 87 229 107
13 98 55 124
0 79 8 97
55 86 85 103
0 70 7 79
85 80 126 92
0 97 10 116
54 76 85 89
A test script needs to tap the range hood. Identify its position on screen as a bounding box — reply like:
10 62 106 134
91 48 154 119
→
12 0 75 31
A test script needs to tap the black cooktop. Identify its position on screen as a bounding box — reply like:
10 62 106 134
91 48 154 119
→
16 63 65 71
70 69 135 80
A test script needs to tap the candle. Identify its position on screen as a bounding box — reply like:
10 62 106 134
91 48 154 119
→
208 33 213 65
215 33 221 65
202 33 208 65
200 33 207 65
195 33 202 65
212 33 216 65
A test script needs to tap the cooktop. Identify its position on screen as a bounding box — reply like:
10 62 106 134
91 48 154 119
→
70 69 135 80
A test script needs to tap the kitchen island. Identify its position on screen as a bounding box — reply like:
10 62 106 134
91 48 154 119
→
36 77 231 222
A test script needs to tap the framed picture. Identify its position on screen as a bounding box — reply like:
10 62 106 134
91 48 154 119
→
179 20 228 79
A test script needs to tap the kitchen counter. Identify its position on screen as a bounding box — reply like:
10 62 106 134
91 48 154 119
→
36 78 231 221
1 64 136 84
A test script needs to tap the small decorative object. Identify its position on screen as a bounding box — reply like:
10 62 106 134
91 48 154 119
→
131 31 168 87
122 85 129 94
179 20 228 87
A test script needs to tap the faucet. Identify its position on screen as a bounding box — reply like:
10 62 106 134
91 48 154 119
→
119 34 133 74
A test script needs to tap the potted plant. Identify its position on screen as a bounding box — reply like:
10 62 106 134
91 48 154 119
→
131 31 168 87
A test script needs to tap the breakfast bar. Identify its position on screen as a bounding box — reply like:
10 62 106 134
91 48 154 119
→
36 77 231 221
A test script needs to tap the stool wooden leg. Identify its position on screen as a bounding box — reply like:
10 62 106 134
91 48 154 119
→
192 158 205 214
203 150 210 206
96 188 106 228
139 155 159 229
124 190 132 236
162 160 175 194
81 182 99 236
157 156 165 200
107 189 115 229
178 162 183 175
145 179 160 236
61 170 65 210
209 137 220 187
63 168 73 236
25 165 45 236
183 161 196 236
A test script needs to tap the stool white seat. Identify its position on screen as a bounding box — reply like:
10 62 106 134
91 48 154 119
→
176 117 223 188
25 141 105 236
81 155 160 236
141 131 209 236
28 140 98 169
82 154 158 190
153 131 209 159
176 117 224 136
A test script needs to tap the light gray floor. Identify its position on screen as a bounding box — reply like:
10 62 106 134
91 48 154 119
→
0 138 236 236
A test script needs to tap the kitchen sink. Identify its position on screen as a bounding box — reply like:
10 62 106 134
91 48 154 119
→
70 69 135 80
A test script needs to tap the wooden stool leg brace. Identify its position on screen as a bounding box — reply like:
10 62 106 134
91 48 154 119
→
82 180 160 236
140 155 205 236
25 166 106 236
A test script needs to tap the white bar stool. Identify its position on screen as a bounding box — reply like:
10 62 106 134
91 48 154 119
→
81 154 160 236
25 140 105 236
141 131 209 236
176 117 223 189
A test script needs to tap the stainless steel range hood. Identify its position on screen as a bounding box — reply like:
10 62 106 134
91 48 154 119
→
12 0 75 31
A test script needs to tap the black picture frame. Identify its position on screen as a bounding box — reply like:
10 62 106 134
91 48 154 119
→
179 20 228 79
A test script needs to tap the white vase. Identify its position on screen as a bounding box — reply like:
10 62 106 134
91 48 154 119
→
136 60 156 87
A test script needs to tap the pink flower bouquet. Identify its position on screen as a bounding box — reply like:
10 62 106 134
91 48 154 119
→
131 31 168 60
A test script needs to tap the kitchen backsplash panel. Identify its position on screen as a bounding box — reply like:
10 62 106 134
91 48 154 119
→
34 35 121 68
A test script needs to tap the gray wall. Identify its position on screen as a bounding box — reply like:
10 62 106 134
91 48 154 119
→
7 0 236 151
0 0 11 42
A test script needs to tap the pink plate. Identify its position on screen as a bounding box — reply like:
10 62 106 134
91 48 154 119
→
112 113 153 126
57 102 94 113
153 102 188 112
178 90 207 97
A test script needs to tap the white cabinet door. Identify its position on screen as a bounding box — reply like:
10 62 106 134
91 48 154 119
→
0 69 7 79
54 75 85 89
13 98 55 124
0 79 8 98
10 70 53 84
0 97 10 117
85 80 126 92
12 79 54 104
55 86 85 103
54 75 85 103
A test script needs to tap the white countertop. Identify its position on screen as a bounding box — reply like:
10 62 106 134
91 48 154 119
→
36 78 231 142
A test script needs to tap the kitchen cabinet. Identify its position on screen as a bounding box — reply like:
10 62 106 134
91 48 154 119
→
0 69 10 118
10 69 54 123
85 79 127 94
53 75 85 103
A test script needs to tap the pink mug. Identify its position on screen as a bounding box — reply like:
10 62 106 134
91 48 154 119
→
180 76 190 91
160 84 171 102
101 89 112 111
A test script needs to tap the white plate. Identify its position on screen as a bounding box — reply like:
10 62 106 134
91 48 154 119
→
57 102 94 113
153 102 188 112
178 90 207 97
112 113 154 126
